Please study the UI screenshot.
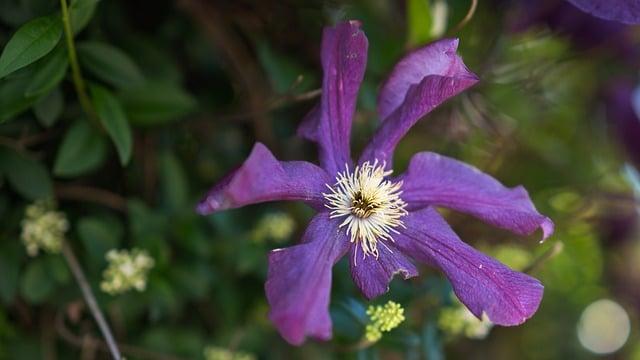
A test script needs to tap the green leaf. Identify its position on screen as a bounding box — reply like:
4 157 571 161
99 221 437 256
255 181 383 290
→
0 147 53 200
91 85 133 165
407 0 433 46
77 215 122 264
34 87 64 127
54 121 107 177
20 258 55 304
0 75 39 123
159 152 189 211
0 244 21 304
25 45 68 97
119 82 196 126
256 41 316 94
69 0 99 34
0 15 63 80
77 41 145 89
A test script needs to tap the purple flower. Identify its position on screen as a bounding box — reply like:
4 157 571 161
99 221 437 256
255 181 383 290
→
197 21 554 345
565 0 640 25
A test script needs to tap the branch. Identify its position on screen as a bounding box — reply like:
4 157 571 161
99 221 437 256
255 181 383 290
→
61 243 122 360
55 184 128 212
448 0 478 34
59 0 101 127
56 312 186 360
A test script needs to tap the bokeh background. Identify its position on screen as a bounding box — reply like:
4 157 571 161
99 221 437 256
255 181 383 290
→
1 0 639 359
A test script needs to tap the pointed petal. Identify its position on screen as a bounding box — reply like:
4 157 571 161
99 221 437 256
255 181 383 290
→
196 143 330 214
349 242 418 300
266 213 349 345
566 0 640 25
297 20 368 175
398 152 554 241
360 39 478 165
396 207 544 326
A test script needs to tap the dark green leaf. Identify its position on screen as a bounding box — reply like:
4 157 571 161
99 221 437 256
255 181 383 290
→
256 41 316 94
69 0 99 34
0 244 21 304
159 152 189 211
77 41 144 89
119 82 196 126
0 74 40 123
34 87 64 127
0 15 63 79
91 85 133 165
25 45 68 97
77 215 122 264
20 258 55 304
0 147 53 200
54 120 107 177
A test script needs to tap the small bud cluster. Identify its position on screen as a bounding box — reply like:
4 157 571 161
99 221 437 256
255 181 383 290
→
21 200 68 256
203 346 256 360
365 301 405 342
252 212 295 243
101 249 154 295
438 303 493 340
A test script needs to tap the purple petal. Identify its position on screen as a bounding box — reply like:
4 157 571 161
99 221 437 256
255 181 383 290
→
360 39 478 165
297 21 368 175
398 152 554 241
396 207 544 326
196 143 330 214
266 213 349 345
566 0 640 24
349 242 418 300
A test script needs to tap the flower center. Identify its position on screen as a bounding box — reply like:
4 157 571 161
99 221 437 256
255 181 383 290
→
323 160 408 260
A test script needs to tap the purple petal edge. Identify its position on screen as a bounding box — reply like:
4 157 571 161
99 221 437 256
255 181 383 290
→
360 39 478 165
196 143 330 214
398 152 554 241
266 214 349 345
297 20 368 175
349 242 418 300
566 0 640 25
396 207 544 326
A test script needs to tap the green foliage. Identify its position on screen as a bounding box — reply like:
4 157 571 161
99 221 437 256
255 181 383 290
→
90 84 133 165
53 120 107 176
0 15 62 79
77 41 145 89
0 148 52 200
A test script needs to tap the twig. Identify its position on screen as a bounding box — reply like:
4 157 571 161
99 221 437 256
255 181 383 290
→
448 0 478 34
59 0 100 127
55 184 128 212
524 241 564 274
61 243 122 360
56 312 186 360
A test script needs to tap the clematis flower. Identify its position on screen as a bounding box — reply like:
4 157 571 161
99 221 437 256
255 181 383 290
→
197 21 554 345
564 0 640 25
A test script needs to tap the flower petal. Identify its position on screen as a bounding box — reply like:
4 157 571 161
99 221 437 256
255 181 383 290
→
566 0 640 25
297 20 368 175
196 143 330 214
266 213 349 345
398 152 554 241
349 242 418 300
360 39 478 165
396 207 544 326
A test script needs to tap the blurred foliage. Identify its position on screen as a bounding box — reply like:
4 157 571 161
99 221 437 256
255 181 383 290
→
0 0 639 359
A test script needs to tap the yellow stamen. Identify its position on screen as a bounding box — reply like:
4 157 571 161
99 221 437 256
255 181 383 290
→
323 160 407 261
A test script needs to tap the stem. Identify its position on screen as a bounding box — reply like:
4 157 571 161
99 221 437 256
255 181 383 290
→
59 0 100 126
61 243 122 360
449 0 478 34
524 241 564 274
